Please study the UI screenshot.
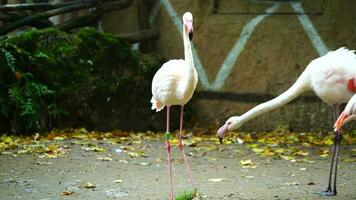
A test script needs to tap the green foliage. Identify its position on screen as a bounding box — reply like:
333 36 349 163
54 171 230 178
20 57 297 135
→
0 27 163 134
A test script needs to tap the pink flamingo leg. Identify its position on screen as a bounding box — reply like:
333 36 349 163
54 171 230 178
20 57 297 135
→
178 105 194 186
165 106 174 200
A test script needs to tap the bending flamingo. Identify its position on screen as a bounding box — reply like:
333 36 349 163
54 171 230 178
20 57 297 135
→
151 12 197 200
218 47 356 196
334 94 356 131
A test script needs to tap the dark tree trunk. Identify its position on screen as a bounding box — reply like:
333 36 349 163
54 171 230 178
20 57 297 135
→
137 0 156 52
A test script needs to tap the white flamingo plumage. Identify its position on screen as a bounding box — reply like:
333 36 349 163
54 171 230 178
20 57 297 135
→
218 47 356 196
334 94 356 131
151 12 197 200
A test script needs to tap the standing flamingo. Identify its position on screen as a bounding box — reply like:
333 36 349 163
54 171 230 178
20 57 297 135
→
334 94 356 131
217 47 356 196
151 12 198 200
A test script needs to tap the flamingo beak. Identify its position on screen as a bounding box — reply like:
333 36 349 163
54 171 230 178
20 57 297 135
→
334 112 348 132
217 124 228 144
186 21 193 41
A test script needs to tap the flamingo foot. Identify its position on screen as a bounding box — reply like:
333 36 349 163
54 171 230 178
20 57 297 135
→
317 189 337 196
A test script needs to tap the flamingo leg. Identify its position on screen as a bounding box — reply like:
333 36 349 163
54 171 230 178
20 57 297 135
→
332 134 342 195
178 105 194 186
165 106 174 200
320 104 340 196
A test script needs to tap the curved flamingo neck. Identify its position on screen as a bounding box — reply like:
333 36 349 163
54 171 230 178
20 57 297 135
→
237 72 310 127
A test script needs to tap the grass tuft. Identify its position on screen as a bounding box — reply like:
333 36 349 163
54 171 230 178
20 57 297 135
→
175 189 198 200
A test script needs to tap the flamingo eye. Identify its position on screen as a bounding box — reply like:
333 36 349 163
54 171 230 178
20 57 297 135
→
227 122 232 125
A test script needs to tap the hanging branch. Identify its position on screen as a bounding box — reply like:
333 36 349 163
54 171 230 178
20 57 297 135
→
0 0 133 12
0 0 133 35
0 0 84 11
0 13 52 28
101 0 133 12
55 9 103 31
0 13 25 22
116 28 159 43
0 1 99 35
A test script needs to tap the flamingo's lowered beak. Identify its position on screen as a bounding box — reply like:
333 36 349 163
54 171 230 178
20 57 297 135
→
186 21 193 41
217 124 228 144
334 112 348 132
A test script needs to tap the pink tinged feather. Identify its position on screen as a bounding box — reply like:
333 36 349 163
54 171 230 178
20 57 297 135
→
150 97 164 112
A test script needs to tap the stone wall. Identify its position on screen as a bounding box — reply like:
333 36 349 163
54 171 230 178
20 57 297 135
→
102 0 356 132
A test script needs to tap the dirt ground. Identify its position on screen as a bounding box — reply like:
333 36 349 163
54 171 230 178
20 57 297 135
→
0 132 355 200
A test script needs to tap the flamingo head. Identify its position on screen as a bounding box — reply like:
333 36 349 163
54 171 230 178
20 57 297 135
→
217 116 242 144
182 12 193 41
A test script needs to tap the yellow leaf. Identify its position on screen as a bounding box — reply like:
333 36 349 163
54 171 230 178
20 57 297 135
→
127 152 140 158
247 144 259 148
280 155 295 161
73 134 88 139
341 158 356 162
54 136 65 140
240 159 253 166
97 156 112 161
295 150 309 157
261 149 275 157
275 148 286 154
324 138 334 146
251 148 265 154
3 136 13 143
240 159 258 168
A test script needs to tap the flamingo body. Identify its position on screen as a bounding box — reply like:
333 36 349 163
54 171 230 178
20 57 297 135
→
151 59 198 111
309 47 356 104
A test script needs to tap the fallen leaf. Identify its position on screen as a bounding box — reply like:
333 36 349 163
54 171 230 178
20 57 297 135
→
208 178 224 182
280 155 295 161
295 150 309 157
239 159 258 169
316 148 329 158
341 158 356 162
240 159 253 165
118 159 128 164
82 182 96 189
83 146 105 152
97 156 112 161
138 162 150 166
282 182 299 186
113 179 123 183
61 191 74 196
